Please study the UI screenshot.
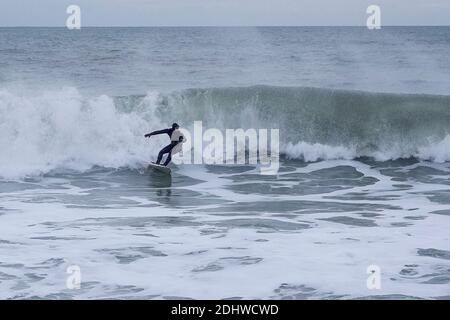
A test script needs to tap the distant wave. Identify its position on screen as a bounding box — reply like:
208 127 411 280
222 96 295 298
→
1 85 450 178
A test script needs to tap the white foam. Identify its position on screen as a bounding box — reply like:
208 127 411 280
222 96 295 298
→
284 141 357 162
0 88 164 179
417 135 450 163
284 136 450 164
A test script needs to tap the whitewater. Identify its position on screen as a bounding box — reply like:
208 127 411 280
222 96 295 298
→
1 27 450 299
1 85 450 179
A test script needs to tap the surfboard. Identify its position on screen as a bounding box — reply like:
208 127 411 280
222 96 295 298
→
147 162 171 174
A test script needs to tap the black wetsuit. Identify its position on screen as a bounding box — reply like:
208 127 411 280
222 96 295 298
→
146 128 179 166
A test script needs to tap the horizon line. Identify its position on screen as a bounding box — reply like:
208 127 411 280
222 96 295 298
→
1 25 449 28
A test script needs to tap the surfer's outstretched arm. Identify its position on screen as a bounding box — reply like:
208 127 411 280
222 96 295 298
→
144 128 171 138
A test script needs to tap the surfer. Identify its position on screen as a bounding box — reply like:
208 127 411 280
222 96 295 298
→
144 123 185 166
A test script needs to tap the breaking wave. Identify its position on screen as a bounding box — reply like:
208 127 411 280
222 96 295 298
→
1 85 450 178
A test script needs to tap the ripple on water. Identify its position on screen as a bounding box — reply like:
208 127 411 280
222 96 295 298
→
192 256 264 273
319 216 378 227
417 248 450 260
212 218 311 232
96 246 168 264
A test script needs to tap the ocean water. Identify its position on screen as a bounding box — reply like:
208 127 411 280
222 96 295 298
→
1 27 450 299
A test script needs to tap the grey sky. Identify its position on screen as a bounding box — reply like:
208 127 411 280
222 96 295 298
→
1 0 449 26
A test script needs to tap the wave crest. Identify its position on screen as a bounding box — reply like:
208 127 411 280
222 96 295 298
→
1 85 450 178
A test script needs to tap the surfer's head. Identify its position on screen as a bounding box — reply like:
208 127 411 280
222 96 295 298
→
171 123 179 129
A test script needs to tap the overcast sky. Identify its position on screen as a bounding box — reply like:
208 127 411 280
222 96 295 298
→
1 0 449 26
